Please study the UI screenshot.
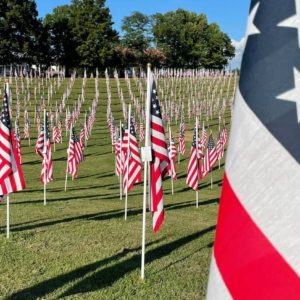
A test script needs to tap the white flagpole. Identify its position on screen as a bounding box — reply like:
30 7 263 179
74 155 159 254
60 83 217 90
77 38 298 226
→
169 125 174 195
43 109 47 206
195 117 199 208
120 120 123 200
141 63 152 280
6 195 10 238
65 123 72 191
85 112 87 147
5 83 11 238
125 105 131 220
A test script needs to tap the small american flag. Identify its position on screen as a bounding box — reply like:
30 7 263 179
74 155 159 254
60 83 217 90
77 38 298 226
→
186 126 201 191
67 126 84 178
178 114 185 155
150 77 170 232
202 133 218 178
36 113 53 184
0 93 25 195
123 117 142 193
168 135 177 180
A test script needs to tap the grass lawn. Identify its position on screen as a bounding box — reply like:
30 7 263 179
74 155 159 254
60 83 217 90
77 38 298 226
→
0 76 231 300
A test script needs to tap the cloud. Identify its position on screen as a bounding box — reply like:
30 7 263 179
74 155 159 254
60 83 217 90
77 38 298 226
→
229 37 246 69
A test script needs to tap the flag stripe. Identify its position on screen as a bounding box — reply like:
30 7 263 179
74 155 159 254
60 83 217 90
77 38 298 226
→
214 174 300 300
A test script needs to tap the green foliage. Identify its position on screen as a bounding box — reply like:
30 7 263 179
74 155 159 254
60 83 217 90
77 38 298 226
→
70 0 119 68
0 2 235 70
121 11 152 52
44 5 78 70
0 0 42 64
152 9 235 69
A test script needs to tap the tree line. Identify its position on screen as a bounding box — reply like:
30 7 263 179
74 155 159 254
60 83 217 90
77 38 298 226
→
0 0 235 73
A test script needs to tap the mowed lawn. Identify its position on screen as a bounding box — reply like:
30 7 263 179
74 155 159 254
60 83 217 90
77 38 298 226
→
0 77 229 300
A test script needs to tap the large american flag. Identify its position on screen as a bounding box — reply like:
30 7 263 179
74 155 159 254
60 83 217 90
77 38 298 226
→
36 113 53 184
202 133 217 178
0 93 25 195
150 78 170 232
186 126 201 191
123 117 142 193
207 1 300 298
67 126 84 178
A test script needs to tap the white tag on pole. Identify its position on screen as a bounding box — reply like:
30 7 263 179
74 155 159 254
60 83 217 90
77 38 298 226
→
141 147 152 162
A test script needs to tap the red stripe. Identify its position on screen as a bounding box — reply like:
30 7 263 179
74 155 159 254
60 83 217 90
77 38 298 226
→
153 210 164 233
214 174 300 300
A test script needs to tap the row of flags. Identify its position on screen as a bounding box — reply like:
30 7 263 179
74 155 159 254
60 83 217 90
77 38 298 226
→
107 73 229 233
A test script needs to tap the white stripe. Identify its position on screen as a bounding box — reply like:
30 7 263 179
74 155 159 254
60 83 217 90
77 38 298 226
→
206 255 232 300
226 88 300 275
152 128 166 142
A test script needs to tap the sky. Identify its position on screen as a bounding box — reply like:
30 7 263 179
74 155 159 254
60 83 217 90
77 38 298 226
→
36 0 250 67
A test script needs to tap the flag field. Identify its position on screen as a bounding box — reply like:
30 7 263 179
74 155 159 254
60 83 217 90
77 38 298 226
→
0 77 230 300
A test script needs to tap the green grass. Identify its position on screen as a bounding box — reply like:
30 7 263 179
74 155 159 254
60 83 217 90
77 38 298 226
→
0 76 230 300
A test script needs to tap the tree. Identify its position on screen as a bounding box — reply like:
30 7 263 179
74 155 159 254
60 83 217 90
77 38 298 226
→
70 0 119 68
44 5 78 71
0 0 42 64
121 11 151 52
203 23 235 69
152 9 235 69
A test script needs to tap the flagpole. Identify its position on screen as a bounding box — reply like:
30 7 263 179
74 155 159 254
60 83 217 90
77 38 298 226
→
43 109 47 206
141 63 152 280
85 112 87 146
169 125 174 195
125 105 131 220
6 195 10 238
65 123 72 191
195 117 199 208
5 82 11 238
120 120 123 201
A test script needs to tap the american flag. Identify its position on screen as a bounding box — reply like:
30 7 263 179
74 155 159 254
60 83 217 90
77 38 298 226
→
115 128 124 177
65 110 71 131
178 114 185 155
80 124 85 149
150 78 170 232
216 131 224 160
24 111 30 139
186 126 201 191
0 93 14 183
221 127 228 145
202 133 217 178
139 121 145 142
168 135 177 180
36 113 53 184
14 120 22 164
67 126 84 178
123 117 142 193
0 92 25 194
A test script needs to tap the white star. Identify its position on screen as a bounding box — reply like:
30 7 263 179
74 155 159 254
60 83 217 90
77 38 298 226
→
277 67 300 122
246 2 260 38
278 0 300 47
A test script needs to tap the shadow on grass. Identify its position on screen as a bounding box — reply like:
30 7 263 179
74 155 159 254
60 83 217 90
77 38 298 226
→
3 198 218 233
7 226 215 300
6 240 163 300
